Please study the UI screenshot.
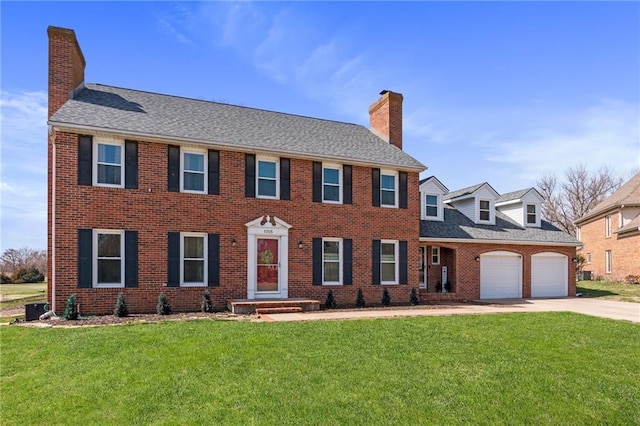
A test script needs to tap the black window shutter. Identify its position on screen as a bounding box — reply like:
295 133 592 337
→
125 231 138 288
208 150 220 195
312 238 322 285
399 172 408 209
372 239 381 285
245 154 256 198
343 165 352 205
124 140 138 189
77 229 92 288
280 158 290 200
343 239 353 285
312 162 322 203
399 240 408 284
167 145 180 192
167 232 180 287
78 135 93 186
208 234 220 287
372 168 381 207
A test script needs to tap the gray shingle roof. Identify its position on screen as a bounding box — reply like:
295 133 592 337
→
49 83 425 171
496 188 531 203
421 205 580 245
443 182 499 201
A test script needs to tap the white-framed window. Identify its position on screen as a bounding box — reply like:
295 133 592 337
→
322 238 342 285
93 230 124 288
323 165 342 203
431 246 440 265
425 194 439 218
381 240 399 284
605 250 612 274
586 252 591 264
181 233 207 287
576 227 581 241
94 140 124 187
256 157 279 199
605 215 612 238
181 149 207 193
380 171 398 207
526 204 537 224
479 200 491 221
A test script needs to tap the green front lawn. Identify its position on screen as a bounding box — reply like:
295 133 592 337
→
2 313 638 424
0 282 47 308
577 280 640 303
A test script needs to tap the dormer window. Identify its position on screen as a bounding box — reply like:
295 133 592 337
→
526 204 537 224
425 195 438 218
479 200 491 221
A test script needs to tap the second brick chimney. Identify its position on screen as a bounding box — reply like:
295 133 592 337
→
369 90 403 150
48 26 86 119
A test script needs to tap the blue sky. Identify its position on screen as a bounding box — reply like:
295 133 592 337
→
1 1 639 251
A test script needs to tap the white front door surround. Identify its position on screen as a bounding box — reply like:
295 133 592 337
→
245 215 291 299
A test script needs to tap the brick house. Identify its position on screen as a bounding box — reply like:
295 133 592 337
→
575 173 640 282
418 177 580 300
47 27 425 314
47 26 580 314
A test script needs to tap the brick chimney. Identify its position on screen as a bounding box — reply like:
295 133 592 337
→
369 90 403 149
48 26 85 119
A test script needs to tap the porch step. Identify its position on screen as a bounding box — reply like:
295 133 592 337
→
255 307 303 315
227 298 321 315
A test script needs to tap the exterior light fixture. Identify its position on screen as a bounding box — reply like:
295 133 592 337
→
298 240 304 249
475 256 480 262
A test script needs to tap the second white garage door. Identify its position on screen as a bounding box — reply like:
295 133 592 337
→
480 251 522 299
531 253 568 297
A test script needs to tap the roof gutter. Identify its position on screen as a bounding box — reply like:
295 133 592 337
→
419 237 582 247
48 121 427 173
575 203 640 225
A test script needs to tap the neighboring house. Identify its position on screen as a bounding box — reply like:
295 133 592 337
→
418 177 581 300
47 27 426 314
575 173 640 282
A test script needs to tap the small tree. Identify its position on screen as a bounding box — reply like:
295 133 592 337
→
444 281 452 293
435 280 442 293
381 288 391 306
64 294 78 320
113 292 128 317
157 293 172 315
0 273 12 284
410 287 420 305
201 290 213 313
323 289 336 309
356 288 365 308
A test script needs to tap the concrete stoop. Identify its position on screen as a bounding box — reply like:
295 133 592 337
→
227 298 321 315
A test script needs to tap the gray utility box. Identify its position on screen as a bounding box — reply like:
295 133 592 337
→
579 271 592 281
25 303 47 321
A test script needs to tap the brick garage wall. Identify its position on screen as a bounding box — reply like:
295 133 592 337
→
579 212 640 282
49 132 421 314
419 242 577 300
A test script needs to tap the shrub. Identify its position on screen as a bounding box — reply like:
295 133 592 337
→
157 293 172 315
435 280 442 292
113 292 128 317
356 288 365 308
324 289 337 309
201 290 213 313
381 288 391 306
0 273 12 284
625 275 640 285
64 294 78 320
444 281 452 292
410 287 420 305
13 267 44 283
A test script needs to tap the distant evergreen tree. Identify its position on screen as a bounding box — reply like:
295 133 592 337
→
356 288 365 308
157 293 172 315
113 292 129 317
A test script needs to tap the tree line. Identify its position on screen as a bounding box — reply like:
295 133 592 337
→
0 247 46 283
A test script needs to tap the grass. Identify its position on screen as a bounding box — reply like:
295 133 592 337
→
1 313 639 425
0 283 47 322
577 280 640 303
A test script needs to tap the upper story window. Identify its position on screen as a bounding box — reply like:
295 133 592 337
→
94 230 124 288
479 200 491 221
181 150 207 193
381 240 398 284
381 172 398 207
323 166 342 203
323 238 342 285
94 141 123 187
257 158 279 199
526 204 537 224
605 215 612 237
181 233 207 287
425 194 439 218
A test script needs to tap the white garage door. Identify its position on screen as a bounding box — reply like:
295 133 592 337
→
480 251 522 299
531 253 568 297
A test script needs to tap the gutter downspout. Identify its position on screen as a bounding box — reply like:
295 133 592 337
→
51 139 56 313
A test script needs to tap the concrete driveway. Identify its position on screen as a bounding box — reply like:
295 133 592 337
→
261 298 639 323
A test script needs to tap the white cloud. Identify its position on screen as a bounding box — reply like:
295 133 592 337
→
0 90 48 251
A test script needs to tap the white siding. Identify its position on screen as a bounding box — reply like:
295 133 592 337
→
622 207 640 227
451 198 475 222
498 204 522 225
520 191 542 228
531 253 568 297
